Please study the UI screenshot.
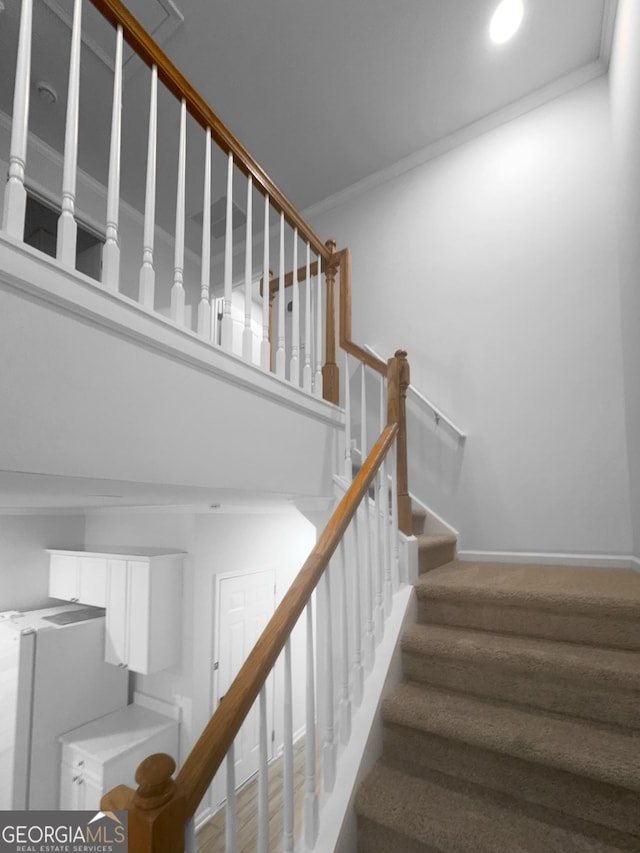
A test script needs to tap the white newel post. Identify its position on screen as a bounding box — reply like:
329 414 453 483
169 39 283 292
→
304 600 318 848
261 194 271 371
139 64 157 308
303 243 313 392
275 213 286 378
314 254 323 397
339 537 352 744
57 0 83 267
361 364 375 672
243 175 253 362
257 686 269 853
225 742 237 852
221 153 234 350
290 229 300 385
170 99 187 324
2 0 32 238
197 128 212 337
102 25 123 291
283 638 294 853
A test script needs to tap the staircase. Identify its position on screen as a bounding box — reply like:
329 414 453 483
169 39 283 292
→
355 511 640 852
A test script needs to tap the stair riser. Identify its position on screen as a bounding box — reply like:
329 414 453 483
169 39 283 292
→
417 598 640 650
419 545 456 574
402 651 640 730
383 723 640 838
358 818 442 853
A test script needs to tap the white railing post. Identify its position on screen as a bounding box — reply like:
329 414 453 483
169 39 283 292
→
304 600 318 848
381 376 392 615
102 25 123 291
261 195 271 371
243 176 253 362
139 65 157 309
339 537 352 744
361 364 375 672
283 638 294 853
275 213 286 378
322 564 336 792
257 686 269 853
56 0 83 267
225 742 236 853
374 374 385 640
290 229 300 385
170 99 187 324
344 351 352 480
197 128 212 337
2 0 32 238
351 512 364 706
303 243 313 393
314 254 323 397
221 153 234 350
390 437 401 588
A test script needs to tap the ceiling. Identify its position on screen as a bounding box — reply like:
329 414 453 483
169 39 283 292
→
0 0 617 511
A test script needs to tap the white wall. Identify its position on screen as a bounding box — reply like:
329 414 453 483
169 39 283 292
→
0 513 85 611
609 0 640 561
311 78 633 557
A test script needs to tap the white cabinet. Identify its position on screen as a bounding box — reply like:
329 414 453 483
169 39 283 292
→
49 549 184 674
59 704 180 812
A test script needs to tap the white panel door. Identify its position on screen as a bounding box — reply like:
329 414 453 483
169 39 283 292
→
215 569 276 796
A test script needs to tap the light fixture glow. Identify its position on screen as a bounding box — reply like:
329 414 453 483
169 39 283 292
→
490 0 524 44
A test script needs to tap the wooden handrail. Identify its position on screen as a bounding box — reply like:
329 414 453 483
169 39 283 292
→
88 0 330 261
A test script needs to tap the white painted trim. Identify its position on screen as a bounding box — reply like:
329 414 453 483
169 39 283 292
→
303 60 606 222
0 234 344 430
630 556 640 573
83 502 306 517
457 550 639 570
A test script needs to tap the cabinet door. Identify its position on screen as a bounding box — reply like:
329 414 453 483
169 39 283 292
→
126 561 151 674
105 560 128 667
59 761 83 810
49 555 78 601
78 557 107 607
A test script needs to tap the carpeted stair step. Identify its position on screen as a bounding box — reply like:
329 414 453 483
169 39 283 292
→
411 506 427 535
381 681 640 836
356 762 640 853
416 561 640 648
417 534 457 574
402 622 640 729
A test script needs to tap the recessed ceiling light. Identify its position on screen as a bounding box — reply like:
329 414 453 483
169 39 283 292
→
489 0 524 44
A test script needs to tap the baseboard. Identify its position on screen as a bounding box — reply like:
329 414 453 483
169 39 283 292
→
458 550 639 570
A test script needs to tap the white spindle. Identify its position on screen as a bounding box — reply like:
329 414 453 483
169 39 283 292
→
391 437 401 587
139 65 157 308
261 195 271 371
170 99 187 325
361 364 375 672
314 255 323 396
322 564 336 792
351 511 364 706
225 742 237 852
381 376 392 615
304 601 318 848
243 176 253 362
257 686 269 853
290 229 300 385
2 0 32 237
197 128 212 337
283 638 294 853
221 153 234 350
339 537 352 744
102 25 123 291
302 244 313 392
56 0 83 266
373 374 385 639
344 351 352 480
184 818 196 853
275 213 286 378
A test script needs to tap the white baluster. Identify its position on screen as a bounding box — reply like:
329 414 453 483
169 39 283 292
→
171 99 187 325
257 686 269 853
184 818 196 853
314 255 323 397
275 213 286 379
56 0 83 266
361 364 375 672
373 374 385 640
283 638 294 853
351 512 364 706
302 243 313 393
304 601 318 848
2 0 32 238
243 176 253 362
322 564 336 792
290 229 300 385
390 436 402 588
344 351 352 480
339 537 352 744
221 153 234 350
261 195 270 371
102 25 123 291
225 742 236 853
139 65 157 309
197 128 212 337
381 376 392 615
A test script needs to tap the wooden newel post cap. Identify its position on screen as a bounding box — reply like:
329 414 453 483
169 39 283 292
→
325 238 337 255
133 753 177 811
395 350 410 387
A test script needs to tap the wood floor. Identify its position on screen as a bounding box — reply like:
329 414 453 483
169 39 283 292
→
197 738 308 853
